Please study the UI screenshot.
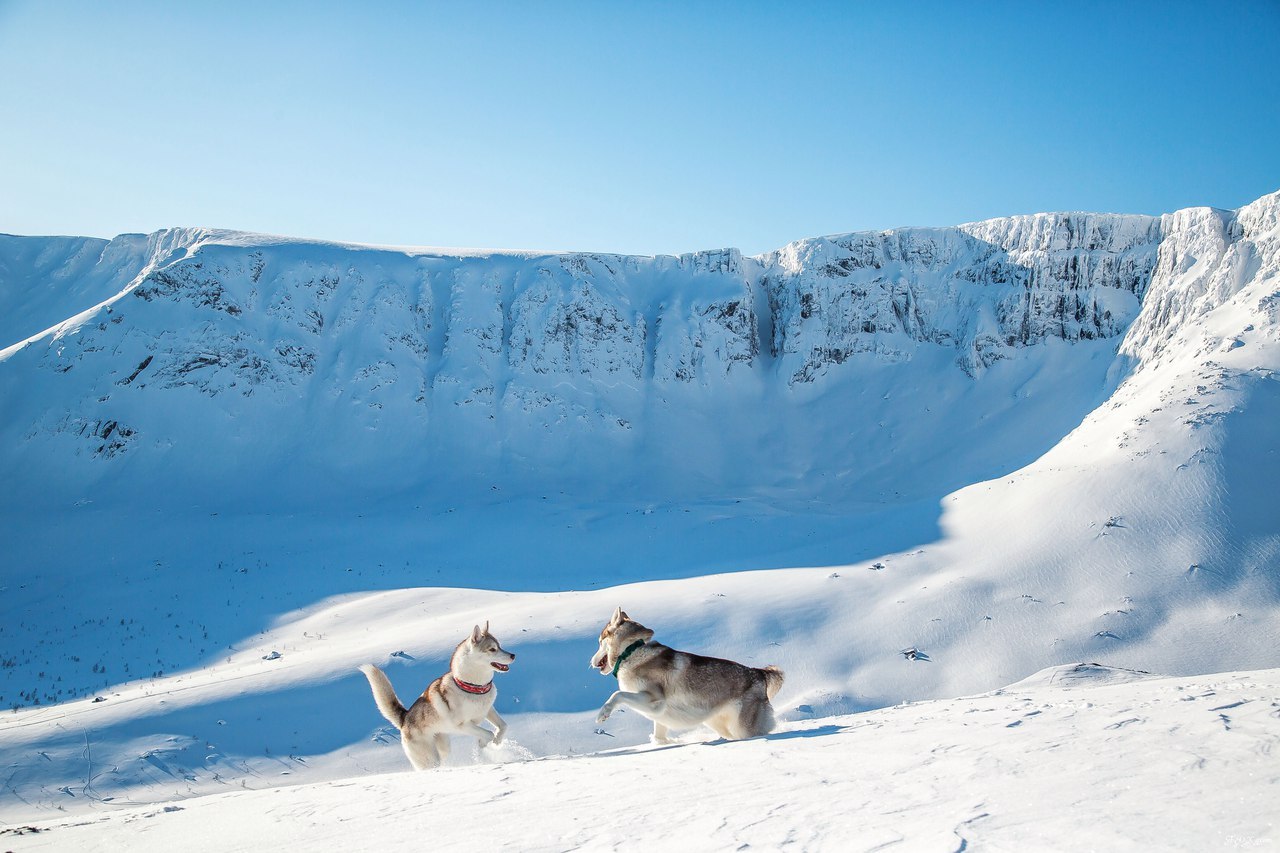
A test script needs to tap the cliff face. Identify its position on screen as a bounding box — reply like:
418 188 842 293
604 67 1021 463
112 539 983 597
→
1 191 1275 504
1120 193 1280 366
0 210 1169 401
761 212 1162 381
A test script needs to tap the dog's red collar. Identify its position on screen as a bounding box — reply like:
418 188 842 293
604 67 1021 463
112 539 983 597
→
452 676 493 695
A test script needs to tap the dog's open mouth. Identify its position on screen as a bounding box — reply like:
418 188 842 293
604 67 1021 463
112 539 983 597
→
596 658 610 674
491 662 510 672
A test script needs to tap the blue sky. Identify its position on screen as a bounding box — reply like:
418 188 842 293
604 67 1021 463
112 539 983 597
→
1 1 1277 256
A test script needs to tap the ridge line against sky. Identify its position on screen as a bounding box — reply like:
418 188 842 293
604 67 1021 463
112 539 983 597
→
6 190 1268 264
1 1 1277 257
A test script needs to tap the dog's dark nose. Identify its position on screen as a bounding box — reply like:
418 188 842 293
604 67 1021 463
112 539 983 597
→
509 653 516 661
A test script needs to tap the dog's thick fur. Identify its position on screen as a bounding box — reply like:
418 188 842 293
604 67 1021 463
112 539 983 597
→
359 622 515 770
591 607 784 743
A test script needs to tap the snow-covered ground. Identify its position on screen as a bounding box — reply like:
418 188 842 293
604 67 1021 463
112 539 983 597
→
1 191 1278 846
3 665 1276 851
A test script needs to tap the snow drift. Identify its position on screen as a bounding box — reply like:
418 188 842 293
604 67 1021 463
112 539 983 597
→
4 665 1277 851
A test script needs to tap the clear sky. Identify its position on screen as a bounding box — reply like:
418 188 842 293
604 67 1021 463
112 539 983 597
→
1 1 1277 256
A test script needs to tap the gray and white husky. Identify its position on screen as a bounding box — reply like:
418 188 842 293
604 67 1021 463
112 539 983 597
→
359 622 515 770
591 607 784 743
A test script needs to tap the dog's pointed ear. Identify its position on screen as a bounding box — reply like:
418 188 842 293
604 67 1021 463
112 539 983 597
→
610 606 625 625
483 620 490 636
471 624 483 644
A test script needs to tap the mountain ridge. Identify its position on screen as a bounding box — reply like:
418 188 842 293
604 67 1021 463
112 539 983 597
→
9 193 1274 508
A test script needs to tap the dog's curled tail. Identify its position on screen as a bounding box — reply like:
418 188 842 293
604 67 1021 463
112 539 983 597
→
359 664 408 729
761 665 785 700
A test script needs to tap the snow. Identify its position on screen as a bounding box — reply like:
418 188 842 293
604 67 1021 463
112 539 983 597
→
1 189 1278 847
3 665 1277 851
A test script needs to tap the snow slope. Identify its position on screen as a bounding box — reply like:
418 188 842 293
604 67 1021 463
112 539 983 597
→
0 190 1278 834
3 665 1277 851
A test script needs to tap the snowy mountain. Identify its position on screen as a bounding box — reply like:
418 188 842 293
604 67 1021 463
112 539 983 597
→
0 190 1277 843
0 206 1167 505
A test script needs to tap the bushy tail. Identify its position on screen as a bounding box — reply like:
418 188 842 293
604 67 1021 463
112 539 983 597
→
760 665 785 700
359 664 407 729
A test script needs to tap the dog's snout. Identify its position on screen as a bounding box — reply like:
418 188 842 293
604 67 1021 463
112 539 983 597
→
508 652 516 661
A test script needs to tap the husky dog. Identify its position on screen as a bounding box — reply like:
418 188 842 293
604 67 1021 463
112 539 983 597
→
590 607 784 743
359 622 515 770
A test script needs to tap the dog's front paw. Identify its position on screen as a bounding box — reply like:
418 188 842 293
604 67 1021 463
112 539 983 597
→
596 706 612 724
477 732 495 749
491 729 505 746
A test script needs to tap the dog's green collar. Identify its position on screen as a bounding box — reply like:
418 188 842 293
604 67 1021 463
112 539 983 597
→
611 640 646 678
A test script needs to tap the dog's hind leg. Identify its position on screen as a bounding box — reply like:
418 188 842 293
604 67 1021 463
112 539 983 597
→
753 700 778 737
651 722 671 745
705 712 735 740
434 733 451 765
402 734 441 770
730 696 776 739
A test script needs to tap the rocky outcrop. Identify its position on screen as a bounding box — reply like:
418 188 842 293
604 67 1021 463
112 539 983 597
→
761 213 1162 381
1120 191 1280 365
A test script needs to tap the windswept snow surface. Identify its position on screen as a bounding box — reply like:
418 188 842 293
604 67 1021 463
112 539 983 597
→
2 665 1277 852
1 191 1278 842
